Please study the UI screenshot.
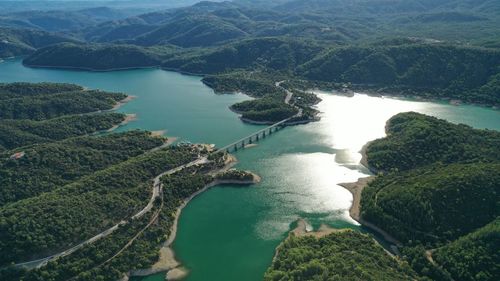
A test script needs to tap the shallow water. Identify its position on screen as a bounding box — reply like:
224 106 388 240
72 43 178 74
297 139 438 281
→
1 58 498 281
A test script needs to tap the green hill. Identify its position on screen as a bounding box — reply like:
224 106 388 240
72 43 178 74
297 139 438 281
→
265 230 420 281
297 44 500 105
433 218 500 281
0 83 126 120
0 131 164 206
23 43 168 70
0 27 76 58
0 113 125 150
162 37 324 74
361 163 500 244
0 146 197 265
134 14 248 47
365 112 500 172
359 112 500 280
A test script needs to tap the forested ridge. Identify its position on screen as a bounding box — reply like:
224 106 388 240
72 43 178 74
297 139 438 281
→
0 131 164 206
360 112 500 281
0 82 181 266
0 113 125 150
0 145 198 265
24 39 500 108
0 87 126 120
365 112 500 172
0 82 129 152
0 82 252 281
8 0 499 126
265 230 420 281
0 152 252 281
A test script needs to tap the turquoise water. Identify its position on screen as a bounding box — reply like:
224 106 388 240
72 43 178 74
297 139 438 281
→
1 58 499 281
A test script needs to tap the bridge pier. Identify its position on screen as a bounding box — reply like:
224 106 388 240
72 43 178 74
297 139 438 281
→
256 134 259 141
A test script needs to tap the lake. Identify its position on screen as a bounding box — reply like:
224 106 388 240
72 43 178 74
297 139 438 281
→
1 58 498 281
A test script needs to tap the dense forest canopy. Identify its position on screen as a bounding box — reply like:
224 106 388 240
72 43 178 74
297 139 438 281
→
365 112 500 172
265 230 420 281
0 82 129 152
22 39 500 106
0 131 165 206
360 112 500 281
0 81 240 281
0 1 499 280
433 218 500 281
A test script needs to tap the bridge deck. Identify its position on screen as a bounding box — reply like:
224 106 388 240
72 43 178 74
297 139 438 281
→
215 116 294 154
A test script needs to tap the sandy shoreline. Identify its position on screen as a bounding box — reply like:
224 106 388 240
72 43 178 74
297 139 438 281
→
292 218 344 238
340 177 402 247
339 143 402 246
129 155 260 279
113 95 136 111
107 114 137 132
339 176 375 222
271 218 347 262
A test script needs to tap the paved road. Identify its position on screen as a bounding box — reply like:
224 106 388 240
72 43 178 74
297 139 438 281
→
13 81 296 270
13 156 209 270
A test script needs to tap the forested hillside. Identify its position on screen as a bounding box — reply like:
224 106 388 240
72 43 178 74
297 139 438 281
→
0 82 126 120
361 163 499 244
23 43 174 70
0 27 76 58
24 39 500 106
0 113 125 150
0 146 197 265
0 83 129 152
0 131 164 206
0 81 241 281
433 218 500 281
265 230 420 281
365 112 500 171
360 112 500 280
297 44 500 105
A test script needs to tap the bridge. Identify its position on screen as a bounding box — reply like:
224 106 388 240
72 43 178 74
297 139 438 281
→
215 116 295 154
10 81 302 271
214 80 303 154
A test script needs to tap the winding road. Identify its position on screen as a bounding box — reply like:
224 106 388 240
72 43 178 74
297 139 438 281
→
13 81 297 270
13 156 209 270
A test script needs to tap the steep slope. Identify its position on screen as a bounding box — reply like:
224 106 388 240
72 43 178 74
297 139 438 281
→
365 112 500 171
0 27 77 58
23 43 167 70
265 230 419 281
359 112 500 280
297 44 500 105
433 218 500 281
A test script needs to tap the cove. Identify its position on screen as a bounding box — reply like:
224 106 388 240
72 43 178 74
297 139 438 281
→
1 58 499 281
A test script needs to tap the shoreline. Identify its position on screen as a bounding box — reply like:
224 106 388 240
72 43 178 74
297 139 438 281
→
339 176 402 247
271 218 347 262
316 88 499 110
129 155 261 279
23 63 208 78
107 114 137 132
339 176 375 222
17 61 500 109
23 63 161 72
339 141 402 246
112 95 136 111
